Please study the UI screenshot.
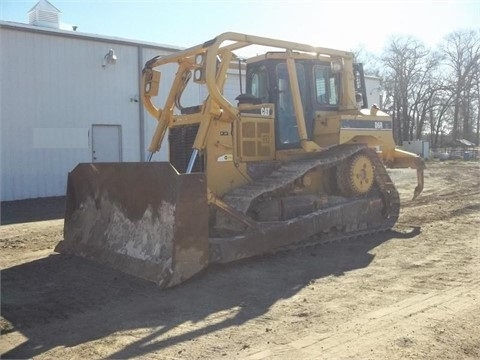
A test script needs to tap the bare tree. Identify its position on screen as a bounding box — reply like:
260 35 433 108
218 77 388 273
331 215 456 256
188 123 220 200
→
371 29 479 147
475 71 480 145
426 85 455 147
440 30 480 141
381 36 439 143
409 51 443 140
352 47 380 77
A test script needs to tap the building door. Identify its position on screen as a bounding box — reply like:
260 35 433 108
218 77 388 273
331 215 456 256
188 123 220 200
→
92 124 122 162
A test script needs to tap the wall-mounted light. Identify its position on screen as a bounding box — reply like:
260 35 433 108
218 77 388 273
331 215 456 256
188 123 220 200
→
102 49 117 68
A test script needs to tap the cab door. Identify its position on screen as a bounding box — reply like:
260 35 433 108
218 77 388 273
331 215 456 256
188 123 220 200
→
274 61 313 149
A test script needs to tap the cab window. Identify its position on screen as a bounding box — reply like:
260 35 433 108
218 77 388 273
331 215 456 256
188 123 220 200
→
247 65 268 102
314 65 339 106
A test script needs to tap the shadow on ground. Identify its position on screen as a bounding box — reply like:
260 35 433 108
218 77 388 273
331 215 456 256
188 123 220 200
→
1 197 65 225
1 228 419 359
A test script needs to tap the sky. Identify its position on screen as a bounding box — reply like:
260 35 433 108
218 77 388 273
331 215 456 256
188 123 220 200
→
0 0 479 55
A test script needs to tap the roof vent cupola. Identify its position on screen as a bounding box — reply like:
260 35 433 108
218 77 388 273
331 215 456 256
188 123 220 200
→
28 0 61 29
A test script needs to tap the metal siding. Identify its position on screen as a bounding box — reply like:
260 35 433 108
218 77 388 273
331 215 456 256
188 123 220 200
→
1 28 142 200
141 48 175 162
223 72 243 104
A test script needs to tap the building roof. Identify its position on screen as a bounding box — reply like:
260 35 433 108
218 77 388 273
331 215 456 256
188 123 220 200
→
28 0 61 14
454 139 476 147
0 20 184 52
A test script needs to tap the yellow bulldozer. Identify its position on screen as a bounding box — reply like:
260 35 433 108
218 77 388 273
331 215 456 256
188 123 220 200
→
55 32 425 288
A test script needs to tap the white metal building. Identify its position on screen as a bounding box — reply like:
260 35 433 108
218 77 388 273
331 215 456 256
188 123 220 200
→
0 3 242 201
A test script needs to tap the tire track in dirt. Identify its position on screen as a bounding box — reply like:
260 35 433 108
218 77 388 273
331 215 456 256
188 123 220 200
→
242 281 480 359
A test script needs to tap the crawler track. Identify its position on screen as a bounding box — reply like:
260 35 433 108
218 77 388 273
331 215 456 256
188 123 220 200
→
210 144 400 263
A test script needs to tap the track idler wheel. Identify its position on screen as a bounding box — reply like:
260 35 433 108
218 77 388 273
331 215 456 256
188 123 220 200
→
336 152 375 196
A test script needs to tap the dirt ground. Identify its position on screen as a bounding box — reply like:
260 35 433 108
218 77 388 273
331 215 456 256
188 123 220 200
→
1 160 479 359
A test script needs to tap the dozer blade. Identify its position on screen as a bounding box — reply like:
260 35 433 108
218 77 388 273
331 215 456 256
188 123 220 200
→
55 163 209 288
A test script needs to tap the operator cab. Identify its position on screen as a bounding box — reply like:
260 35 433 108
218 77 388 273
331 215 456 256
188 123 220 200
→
245 54 341 150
